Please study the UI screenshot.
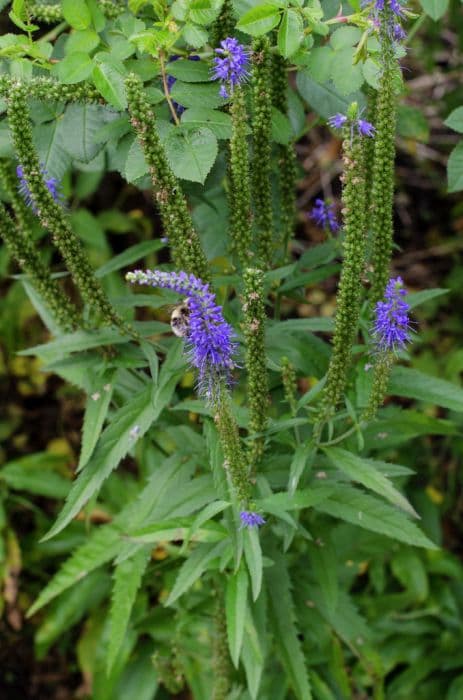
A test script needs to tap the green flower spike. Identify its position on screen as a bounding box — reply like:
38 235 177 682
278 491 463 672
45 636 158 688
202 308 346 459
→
125 74 209 281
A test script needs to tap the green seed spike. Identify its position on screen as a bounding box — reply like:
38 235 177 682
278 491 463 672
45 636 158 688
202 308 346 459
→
251 38 274 267
271 55 297 260
281 356 298 418
211 589 233 700
0 199 81 332
0 76 101 103
362 352 394 422
125 74 209 281
228 85 253 267
319 114 369 420
214 387 251 506
369 10 398 304
242 268 269 468
210 0 235 47
6 84 127 332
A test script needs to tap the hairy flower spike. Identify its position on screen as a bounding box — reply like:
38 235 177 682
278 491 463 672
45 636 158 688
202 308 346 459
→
240 511 265 528
310 199 340 234
17 164 63 213
373 277 411 351
126 270 236 402
242 268 269 468
251 37 274 266
281 357 298 417
125 74 209 281
212 37 249 98
228 85 253 265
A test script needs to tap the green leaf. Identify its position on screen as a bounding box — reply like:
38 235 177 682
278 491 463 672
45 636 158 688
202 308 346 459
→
62 0 92 29
314 485 438 549
59 104 106 163
33 121 71 181
165 541 227 604
445 107 463 134
0 453 70 499
124 138 149 183
278 9 304 58
389 366 463 412
407 287 448 309
330 26 362 49
93 58 127 110
128 518 227 543
164 126 218 183
166 58 211 82
107 549 149 673
324 447 417 517
305 46 334 84
267 553 312 700
182 23 208 48
237 4 281 37
271 107 293 144
243 527 263 601
226 565 248 667
419 0 449 20
28 525 122 615
447 141 463 193
241 615 265 700
42 377 176 541
296 70 363 120
330 47 364 95
307 541 338 614
288 443 315 495
95 240 164 278
57 52 93 84
170 81 224 109
396 104 430 143
181 108 233 139
77 372 114 472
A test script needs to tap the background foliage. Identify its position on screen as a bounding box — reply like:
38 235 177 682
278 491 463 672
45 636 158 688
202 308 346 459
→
0 0 463 699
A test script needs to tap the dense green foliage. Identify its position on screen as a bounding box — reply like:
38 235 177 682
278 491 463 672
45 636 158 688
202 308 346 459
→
0 1 463 699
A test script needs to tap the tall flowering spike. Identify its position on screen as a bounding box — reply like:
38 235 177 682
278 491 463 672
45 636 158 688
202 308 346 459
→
210 0 235 47
242 268 269 468
251 37 273 266
125 74 209 282
371 0 407 42
126 270 236 402
212 37 249 98
373 276 411 351
281 357 298 417
369 5 399 303
328 111 376 138
271 55 297 260
240 511 265 528
228 85 253 265
17 164 63 213
318 107 369 424
310 199 340 234
363 278 412 421
6 84 127 332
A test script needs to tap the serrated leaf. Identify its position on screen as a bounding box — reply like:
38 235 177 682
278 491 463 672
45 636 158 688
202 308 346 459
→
267 554 312 699
95 240 164 278
307 541 338 615
181 107 233 139
330 47 364 95
226 565 248 667
407 287 448 309
0 453 70 499
93 60 127 109
128 518 227 543
42 378 176 541
296 70 363 120
57 52 93 84
170 81 223 109
314 485 437 549
107 549 149 673
324 447 417 517
33 120 71 181
166 58 211 82
165 541 227 604
164 126 217 183
256 484 334 512
243 527 263 601
28 525 122 615
62 0 92 29
241 611 265 699
389 366 463 411
278 9 304 58
77 372 115 472
237 4 281 36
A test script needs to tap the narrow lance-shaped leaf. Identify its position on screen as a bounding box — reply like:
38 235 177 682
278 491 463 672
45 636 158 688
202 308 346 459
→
226 564 249 667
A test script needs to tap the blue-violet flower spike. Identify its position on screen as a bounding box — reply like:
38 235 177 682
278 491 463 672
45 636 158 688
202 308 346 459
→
240 511 266 528
212 37 249 97
126 269 237 402
357 119 376 137
328 113 348 129
373 277 411 352
17 164 63 213
310 199 340 233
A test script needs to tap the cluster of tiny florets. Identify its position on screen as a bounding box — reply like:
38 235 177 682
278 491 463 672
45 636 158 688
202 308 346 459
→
126 269 237 401
328 113 376 138
212 37 249 98
373 276 411 351
240 511 265 528
369 0 407 42
17 164 62 213
310 199 340 233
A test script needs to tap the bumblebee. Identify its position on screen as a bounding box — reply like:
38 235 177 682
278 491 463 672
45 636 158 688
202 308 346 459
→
170 302 190 337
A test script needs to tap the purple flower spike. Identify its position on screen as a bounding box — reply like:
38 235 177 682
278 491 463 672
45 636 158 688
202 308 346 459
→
357 119 376 137
328 113 348 130
240 511 265 528
212 37 249 97
17 164 63 213
373 277 412 352
310 199 340 233
126 269 237 402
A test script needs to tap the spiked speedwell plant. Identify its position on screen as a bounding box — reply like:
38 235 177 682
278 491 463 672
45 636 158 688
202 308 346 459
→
1 0 461 698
